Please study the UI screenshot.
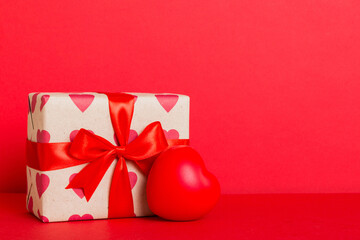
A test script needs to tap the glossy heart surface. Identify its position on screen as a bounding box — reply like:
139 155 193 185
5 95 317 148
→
147 146 220 221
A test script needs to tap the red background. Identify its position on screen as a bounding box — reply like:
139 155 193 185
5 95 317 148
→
1 0 360 194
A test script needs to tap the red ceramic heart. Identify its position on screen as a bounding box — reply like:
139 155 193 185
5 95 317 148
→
146 146 220 221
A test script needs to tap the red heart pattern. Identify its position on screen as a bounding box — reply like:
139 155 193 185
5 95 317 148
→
40 95 50 111
70 129 94 142
155 94 179 112
69 173 85 199
36 173 50 198
69 94 95 112
27 197 33 214
37 130 50 143
128 129 138 143
128 172 137 189
163 129 179 139
31 93 40 113
37 210 49 223
68 214 93 221
114 129 138 145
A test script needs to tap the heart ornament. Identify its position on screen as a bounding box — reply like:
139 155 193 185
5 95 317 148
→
147 146 220 221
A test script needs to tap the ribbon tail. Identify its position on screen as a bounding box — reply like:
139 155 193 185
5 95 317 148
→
108 157 135 218
66 155 115 201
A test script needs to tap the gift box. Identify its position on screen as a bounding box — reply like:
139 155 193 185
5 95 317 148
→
26 92 189 222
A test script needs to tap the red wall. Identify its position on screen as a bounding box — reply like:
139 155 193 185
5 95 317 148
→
1 0 360 193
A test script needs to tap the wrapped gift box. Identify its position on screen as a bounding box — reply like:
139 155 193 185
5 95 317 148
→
26 92 189 222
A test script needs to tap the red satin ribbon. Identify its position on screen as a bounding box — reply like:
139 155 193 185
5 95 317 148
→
26 93 189 218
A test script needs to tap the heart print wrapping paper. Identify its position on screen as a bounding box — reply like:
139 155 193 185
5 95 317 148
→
26 92 189 222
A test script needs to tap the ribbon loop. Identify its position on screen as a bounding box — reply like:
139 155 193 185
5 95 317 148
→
69 129 115 161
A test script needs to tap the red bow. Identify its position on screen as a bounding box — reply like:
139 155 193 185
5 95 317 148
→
66 93 168 218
